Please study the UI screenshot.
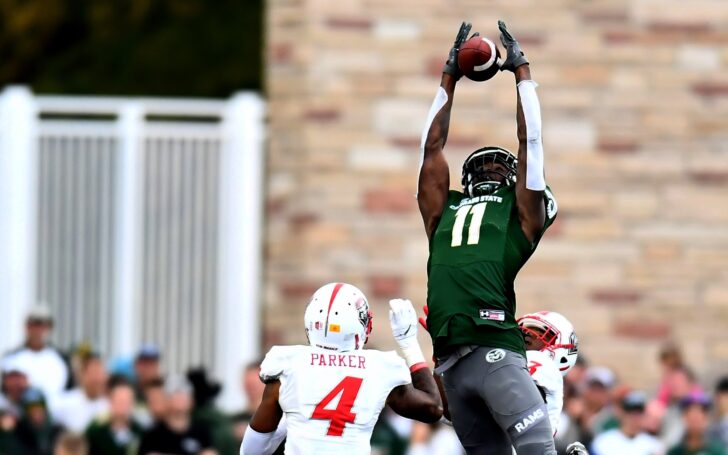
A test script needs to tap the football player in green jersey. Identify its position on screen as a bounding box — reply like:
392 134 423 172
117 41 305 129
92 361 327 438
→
417 21 558 455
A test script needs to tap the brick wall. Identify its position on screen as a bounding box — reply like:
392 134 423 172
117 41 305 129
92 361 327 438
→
264 0 728 389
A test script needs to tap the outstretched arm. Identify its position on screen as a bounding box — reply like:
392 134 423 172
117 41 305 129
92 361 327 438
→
499 20 546 244
418 22 470 241
418 75 455 241
386 299 443 422
387 369 443 423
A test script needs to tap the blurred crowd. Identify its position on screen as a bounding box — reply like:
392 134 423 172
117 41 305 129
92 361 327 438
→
2 306 727 455
0 306 269 455
371 343 728 455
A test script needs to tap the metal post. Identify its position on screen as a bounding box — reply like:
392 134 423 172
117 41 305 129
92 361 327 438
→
216 93 265 411
0 86 38 352
114 103 144 359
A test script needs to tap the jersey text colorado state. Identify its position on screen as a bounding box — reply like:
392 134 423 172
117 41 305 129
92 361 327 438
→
450 194 503 210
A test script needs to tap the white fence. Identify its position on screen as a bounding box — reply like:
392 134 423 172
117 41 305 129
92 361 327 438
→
0 86 265 410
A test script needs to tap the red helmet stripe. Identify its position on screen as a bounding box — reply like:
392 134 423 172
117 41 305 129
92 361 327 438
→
324 283 344 336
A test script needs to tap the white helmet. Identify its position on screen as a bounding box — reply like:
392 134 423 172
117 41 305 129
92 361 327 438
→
304 283 373 352
518 311 579 376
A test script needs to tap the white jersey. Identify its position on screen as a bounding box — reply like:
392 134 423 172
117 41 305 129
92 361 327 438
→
526 350 563 434
260 345 411 455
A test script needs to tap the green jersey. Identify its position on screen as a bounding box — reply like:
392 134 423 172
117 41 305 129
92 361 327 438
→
426 185 557 356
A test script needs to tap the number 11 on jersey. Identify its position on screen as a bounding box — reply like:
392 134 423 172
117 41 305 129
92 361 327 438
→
451 202 487 247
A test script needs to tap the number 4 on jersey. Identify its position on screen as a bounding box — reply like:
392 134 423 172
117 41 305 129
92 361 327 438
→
311 376 363 436
451 202 487 247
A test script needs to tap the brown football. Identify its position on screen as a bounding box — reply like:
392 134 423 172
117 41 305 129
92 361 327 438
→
457 35 501 82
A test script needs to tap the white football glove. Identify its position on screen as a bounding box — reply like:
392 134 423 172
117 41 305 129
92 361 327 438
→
389 299 426 368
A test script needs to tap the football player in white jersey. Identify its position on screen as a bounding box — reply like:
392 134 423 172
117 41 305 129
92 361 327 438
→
517 311 588 455
240 283 443 455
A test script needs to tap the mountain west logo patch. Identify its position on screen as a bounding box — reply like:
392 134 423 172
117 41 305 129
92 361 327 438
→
485 349 506 363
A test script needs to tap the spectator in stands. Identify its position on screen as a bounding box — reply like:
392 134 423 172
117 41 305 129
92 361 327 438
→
644 398 667 437
138 376 216 455
556 381 593 453
135 377 167 429
231 360 265 442
0 395 23 454
656 342 685 407
707 376 728 447
51 354 109 432
187 367 238 455
2 305 72 405
53 433 88 455
668 392 726 455
591 390 664 455
1 355 31 416
407 420 464 455
370 407 412 455
133 344 163 403
582 366 617 435
660 366 704 448
14 388 63 455
566 355 589 391
85 376 143 455
230 360 285 455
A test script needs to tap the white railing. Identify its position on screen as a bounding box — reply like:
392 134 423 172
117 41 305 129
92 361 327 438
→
0 86 265 410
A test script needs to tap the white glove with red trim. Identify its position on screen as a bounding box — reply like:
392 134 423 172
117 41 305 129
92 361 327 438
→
389 299 426 369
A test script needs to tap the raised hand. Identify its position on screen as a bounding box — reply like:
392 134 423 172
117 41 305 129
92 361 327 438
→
389 299 419 349
443 21 472 79
497 20 529 72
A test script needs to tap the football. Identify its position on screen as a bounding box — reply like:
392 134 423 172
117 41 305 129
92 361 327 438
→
458 35 501 82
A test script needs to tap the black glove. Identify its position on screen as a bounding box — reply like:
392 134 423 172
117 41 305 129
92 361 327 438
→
497 20 529 72
443 21 472 79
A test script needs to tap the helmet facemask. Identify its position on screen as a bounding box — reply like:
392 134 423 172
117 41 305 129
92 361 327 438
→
461 147 517 197
518 311 579 376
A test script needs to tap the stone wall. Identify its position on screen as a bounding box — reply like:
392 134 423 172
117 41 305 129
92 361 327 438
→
264 0 728 389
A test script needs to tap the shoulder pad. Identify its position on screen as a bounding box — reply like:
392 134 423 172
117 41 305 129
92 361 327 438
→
259 346 299 384
377 350 411 387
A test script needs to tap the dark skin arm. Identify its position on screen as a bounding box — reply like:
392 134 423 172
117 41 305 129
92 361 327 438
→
386 368 444 423
249 380 284 433
433 371 450 421
418 73 457 242
514 64 546 244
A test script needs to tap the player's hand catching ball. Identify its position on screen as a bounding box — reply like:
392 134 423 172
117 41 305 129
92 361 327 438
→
497 20 529 72
443 21 472 79
389 299 418 348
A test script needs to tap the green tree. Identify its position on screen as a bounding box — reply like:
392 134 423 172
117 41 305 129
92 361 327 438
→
0 0 263 96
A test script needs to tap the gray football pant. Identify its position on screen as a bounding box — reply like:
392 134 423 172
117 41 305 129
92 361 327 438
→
439 346 556 455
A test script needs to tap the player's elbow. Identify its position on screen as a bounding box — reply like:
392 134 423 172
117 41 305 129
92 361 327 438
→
423 133 445 155
426 405 444 423
420 400 444 423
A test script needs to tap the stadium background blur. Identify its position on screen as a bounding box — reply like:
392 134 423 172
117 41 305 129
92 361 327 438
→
1 0 728 454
